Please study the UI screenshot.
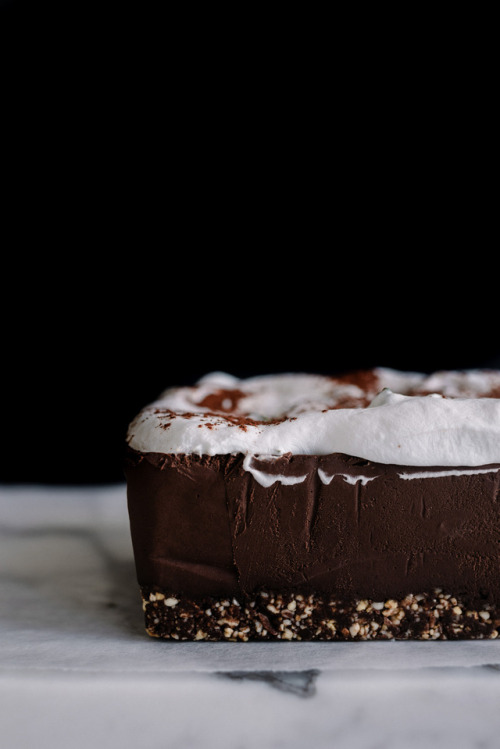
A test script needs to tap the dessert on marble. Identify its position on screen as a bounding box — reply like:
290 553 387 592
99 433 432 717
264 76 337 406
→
124 368 500 641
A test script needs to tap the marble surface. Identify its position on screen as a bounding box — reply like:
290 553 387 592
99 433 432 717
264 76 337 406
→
1 484 500 749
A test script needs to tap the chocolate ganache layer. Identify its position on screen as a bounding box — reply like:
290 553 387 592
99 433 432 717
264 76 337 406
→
125 448 500 605
125 367 500 634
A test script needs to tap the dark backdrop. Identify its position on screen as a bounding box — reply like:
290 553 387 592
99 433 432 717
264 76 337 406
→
2 0 498 485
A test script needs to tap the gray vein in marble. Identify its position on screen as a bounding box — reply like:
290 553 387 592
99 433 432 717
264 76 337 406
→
220 669 320 697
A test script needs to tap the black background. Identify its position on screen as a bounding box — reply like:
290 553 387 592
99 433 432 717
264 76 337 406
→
2 0 498 485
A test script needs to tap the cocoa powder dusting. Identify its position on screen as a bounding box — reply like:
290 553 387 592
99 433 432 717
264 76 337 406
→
197 388 247 413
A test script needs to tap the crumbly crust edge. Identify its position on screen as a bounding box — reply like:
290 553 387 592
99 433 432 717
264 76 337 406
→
140 587 500 641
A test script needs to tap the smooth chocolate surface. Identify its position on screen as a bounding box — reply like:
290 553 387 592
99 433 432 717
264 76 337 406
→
125 447 500 606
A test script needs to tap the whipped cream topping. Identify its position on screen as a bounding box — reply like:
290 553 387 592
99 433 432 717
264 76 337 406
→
126 367 500 467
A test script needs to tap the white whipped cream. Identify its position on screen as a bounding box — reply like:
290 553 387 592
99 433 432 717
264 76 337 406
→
126 368 500 467
318 469 377 486
242 455 309 487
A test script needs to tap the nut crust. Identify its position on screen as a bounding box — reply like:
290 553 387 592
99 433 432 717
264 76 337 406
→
141 588 500 641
